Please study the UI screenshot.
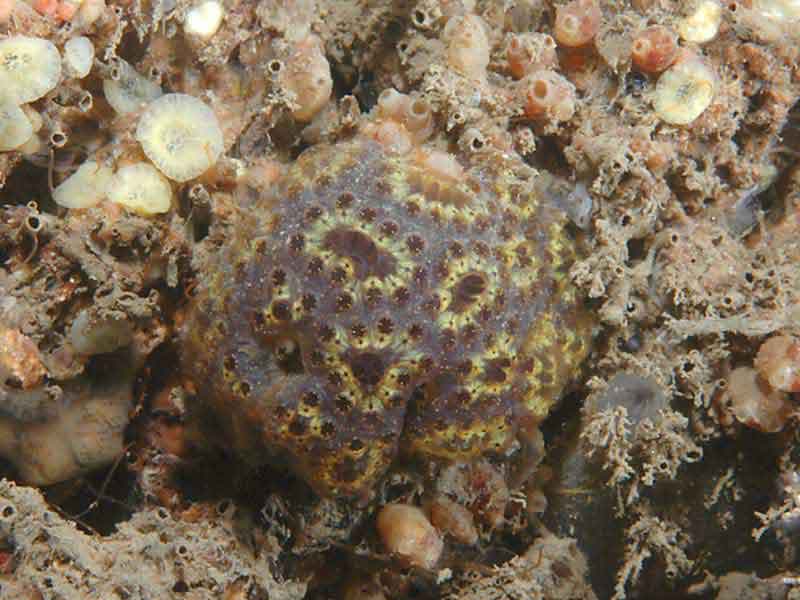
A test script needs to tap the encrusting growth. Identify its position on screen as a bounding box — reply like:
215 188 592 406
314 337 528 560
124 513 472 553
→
181 130 593 498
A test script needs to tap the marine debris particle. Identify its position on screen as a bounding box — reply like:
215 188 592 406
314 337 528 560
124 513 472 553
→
181 138 593 497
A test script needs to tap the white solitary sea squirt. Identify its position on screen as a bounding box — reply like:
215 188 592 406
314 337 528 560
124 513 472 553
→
183 0 225 41
103 59 162 114
0 104 33 151
64 36 95 79
653 52 716 125
752 0 800 20
108 163 173 215
0 36 62 104
136 93 224 182
678 0 723 43
52 160 113 209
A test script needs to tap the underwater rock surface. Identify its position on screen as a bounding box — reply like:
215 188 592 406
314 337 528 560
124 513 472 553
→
1 0 800 597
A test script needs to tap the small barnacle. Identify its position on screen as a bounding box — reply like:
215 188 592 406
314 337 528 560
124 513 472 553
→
52 160 113 209
376 88 407 121
411 5 437 29
678 0 723 43
78 90 93 113
631 26 678 74
0 36 62 104
376 504 443 569
136 93 224 182
523 70 576 122
0 103 33 151
103 59 162 115
460 127 487 153
755 336 800 393
554 0 602 48
107 162 173 216
63 36 94 79
50 129 67 148
371 89 433 148
403 98 433 142
443 14 491 80
653 51 716 125
375 89 433 144
183 0 224 41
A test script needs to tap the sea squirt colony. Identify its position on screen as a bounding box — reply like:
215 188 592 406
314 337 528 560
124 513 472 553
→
181 132 594 498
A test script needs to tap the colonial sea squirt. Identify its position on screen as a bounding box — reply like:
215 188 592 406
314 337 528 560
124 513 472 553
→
181 138 593 498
